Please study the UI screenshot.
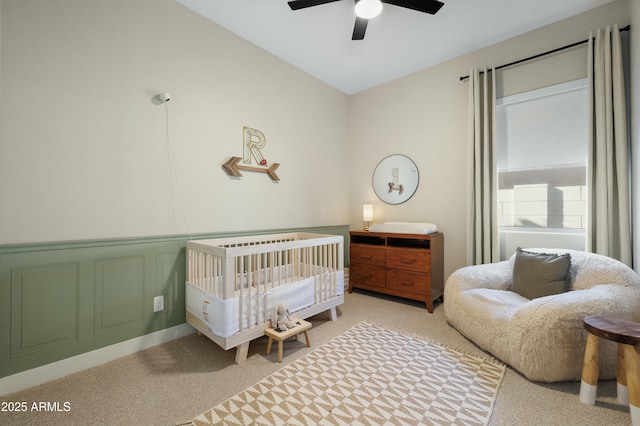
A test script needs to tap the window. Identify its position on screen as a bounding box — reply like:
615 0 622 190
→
496 79 587 258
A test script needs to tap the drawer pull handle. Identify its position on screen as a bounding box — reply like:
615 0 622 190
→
399 281 414 287
361 255 373 260
400 259 417 264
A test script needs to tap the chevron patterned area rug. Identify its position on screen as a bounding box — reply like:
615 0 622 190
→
189 322 506 425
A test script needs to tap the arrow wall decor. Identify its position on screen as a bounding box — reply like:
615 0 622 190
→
222 127 281 182
223 156 280 181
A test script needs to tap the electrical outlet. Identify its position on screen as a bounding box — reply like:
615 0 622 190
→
153 295 164 312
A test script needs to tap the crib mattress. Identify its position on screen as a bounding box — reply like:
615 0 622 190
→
186 271 343 339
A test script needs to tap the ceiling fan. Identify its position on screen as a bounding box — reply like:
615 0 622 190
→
287 0 444 40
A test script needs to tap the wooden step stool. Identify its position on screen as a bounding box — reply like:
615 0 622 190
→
580 315 640 426
265 319 311 362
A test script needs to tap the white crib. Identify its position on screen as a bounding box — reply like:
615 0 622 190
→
185 232 344 364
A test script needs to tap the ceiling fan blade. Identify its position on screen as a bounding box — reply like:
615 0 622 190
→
382 0 444 14
352 16 368 40
288 0 342 10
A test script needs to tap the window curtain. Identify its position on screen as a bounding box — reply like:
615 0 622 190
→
467 67 499 265
586 25 632 266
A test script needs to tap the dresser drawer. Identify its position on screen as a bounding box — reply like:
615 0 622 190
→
386 269 429 295
350 244 385 266
350 264 386 288
386 247 430 273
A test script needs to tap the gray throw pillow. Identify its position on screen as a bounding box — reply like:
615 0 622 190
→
512 248 571 299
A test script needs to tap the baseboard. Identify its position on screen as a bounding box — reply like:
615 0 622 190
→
0 323 195 397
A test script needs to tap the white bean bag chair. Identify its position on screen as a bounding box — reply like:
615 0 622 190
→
444 249 640 382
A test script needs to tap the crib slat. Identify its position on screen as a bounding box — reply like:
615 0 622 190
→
238 255 245 331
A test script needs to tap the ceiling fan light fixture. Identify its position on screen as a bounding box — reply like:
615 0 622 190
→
355 0 383 19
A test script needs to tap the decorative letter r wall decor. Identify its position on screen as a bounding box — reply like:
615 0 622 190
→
223 127 281 181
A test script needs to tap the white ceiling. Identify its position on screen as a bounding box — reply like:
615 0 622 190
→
175 0 615 94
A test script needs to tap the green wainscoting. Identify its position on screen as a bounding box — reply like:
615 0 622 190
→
0 225 349 378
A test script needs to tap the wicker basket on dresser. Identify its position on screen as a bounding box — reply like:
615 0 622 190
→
348 230 444 313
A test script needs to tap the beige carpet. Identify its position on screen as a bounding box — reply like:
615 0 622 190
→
188 322 505 425
0 292 632 425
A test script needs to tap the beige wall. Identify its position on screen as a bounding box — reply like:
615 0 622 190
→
348 0 631 278
632 0 640 270
0 0 349 244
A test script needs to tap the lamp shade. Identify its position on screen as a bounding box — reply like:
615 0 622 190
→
355 0 383 19
363 204 374 222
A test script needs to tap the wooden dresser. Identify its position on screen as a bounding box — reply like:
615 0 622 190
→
348 230 444 313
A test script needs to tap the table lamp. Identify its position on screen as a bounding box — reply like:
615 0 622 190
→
363 204 373 231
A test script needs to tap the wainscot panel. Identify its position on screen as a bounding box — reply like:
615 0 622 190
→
11 262 80 358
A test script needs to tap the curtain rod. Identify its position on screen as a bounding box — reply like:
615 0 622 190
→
459 24 631 81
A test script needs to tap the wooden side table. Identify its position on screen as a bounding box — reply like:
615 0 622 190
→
265 319 311 362
580 315 640 426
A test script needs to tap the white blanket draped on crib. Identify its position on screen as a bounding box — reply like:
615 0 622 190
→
186 270 344 338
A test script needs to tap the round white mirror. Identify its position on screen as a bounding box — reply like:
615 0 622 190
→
372 154 419 204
